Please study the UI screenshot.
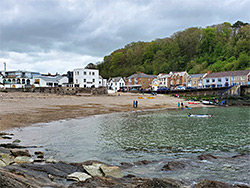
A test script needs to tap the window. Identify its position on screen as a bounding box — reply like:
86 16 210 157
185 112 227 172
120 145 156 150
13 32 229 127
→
206 79 210 83
226 78 229 81
92 72 95 75
194 81 196 84
93 79 95 82
212 79 215 82
143 82 145 85
218 78 221 82
76 71 79 75
89 72 91 75
241 76 245 80
84 79 86 82
84 72 86 75
76 79 78 84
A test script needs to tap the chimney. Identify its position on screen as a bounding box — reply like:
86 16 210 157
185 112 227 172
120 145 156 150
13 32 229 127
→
207 70 210 74
3 62 6 76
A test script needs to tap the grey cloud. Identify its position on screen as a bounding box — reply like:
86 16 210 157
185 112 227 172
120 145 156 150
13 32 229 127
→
0 0 250 73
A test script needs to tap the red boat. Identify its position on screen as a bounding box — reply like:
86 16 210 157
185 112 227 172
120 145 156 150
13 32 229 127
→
188 101 198 104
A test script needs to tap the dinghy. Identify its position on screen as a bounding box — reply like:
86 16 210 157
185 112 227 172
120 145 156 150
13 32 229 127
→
188 113 212 118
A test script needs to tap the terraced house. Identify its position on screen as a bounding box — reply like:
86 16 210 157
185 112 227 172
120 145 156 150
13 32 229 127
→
203 70 250 88
125 72 157 90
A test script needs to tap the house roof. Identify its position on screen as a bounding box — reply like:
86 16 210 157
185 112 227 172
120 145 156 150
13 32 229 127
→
205 70 250 78
189 73 206 78
127 73 157 79
109 77 124 83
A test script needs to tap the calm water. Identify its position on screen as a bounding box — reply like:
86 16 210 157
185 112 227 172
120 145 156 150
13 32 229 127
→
6 107 250 185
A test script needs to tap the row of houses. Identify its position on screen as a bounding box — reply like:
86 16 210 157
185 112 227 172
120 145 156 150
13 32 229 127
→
108 70 250 91
0 68 107 89
1 66 250 91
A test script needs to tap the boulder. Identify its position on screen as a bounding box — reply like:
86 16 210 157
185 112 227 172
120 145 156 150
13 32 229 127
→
11 149 31 157
0 159 6 167
83 163 104 177
67 172 92 182
0 153 14 165
14 156 34 164
195 179 234 188
45 157 57 164
161 161 185 171
197 154 218 160
100 164 123 178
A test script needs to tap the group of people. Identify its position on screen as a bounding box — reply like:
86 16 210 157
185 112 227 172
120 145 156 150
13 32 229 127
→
133 100 138 108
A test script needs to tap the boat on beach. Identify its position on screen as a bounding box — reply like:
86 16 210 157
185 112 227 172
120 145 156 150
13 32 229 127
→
188 101 199 104
202 100 214 105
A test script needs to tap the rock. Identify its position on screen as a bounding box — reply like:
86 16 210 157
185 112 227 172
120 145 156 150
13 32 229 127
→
34 151 44 158
11 149 31 157
2 136 12 139
161 161 185 171
12 139 21 144
0 165 57 187
197 154 218 160
14 156 34 164
0 143 26 149
0 147 11 154
134 160 153 166
67 172 92 182
34 158 45 163
120 162 133 169
83 163 104 177
48 174 54 181
0 159 6 167
138 178 183 188
100 164 123 178
0 153 15 165
45 157 57 164
195 179 234 188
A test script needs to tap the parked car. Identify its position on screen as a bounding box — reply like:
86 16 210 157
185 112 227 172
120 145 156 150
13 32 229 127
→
186 86 197 90
175 86 186 90
157 87 169 92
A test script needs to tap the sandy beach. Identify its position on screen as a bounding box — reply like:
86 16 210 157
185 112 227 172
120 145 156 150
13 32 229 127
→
0 92 204 131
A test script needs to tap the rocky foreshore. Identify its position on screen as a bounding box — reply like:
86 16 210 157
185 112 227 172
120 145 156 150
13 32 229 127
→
1 132 250 188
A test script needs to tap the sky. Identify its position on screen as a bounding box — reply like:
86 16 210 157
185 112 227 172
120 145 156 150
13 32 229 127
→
0 0 249 74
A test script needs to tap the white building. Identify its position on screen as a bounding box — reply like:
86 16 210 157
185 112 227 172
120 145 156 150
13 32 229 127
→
108 77 125 91
73 68 99 88
33 75 68 87
0 70 40 88
99 76 107 87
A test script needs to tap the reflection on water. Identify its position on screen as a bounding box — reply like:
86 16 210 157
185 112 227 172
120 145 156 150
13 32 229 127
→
7 107 250 185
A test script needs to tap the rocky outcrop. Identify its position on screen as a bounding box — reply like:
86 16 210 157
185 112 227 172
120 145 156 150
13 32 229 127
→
197 154 218 160
161 161 185 171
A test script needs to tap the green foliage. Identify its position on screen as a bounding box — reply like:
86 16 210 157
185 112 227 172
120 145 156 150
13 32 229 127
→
96 21 250 78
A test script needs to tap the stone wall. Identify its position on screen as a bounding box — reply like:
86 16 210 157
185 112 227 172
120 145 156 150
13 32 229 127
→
1 87 108 95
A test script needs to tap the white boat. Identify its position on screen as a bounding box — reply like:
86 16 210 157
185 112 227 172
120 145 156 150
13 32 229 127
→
202 100 214 105
188 113 213 118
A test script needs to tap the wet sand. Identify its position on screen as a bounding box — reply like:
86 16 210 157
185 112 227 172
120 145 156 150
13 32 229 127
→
0 92 203 131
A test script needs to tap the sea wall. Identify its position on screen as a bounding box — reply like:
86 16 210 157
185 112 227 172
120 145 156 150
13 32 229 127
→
0 87 108 95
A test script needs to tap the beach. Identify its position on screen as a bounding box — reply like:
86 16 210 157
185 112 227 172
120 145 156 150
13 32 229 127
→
0 92 201 131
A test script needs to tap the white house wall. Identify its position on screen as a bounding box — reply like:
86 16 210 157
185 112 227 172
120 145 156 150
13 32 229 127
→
73 69 99 88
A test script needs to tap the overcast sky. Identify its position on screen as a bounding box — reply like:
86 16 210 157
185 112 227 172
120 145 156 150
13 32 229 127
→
0 0 249 74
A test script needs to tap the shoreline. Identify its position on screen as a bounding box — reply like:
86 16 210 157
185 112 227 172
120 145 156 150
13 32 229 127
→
0 92 205 132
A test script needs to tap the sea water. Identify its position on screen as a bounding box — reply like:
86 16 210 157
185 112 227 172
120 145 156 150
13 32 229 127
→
7 107 250 185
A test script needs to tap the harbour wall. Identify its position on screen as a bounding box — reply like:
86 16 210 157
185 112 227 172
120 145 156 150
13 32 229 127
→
0 87 108 95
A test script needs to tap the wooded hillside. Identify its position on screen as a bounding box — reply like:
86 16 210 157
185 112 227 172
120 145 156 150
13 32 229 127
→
95 21 250 78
